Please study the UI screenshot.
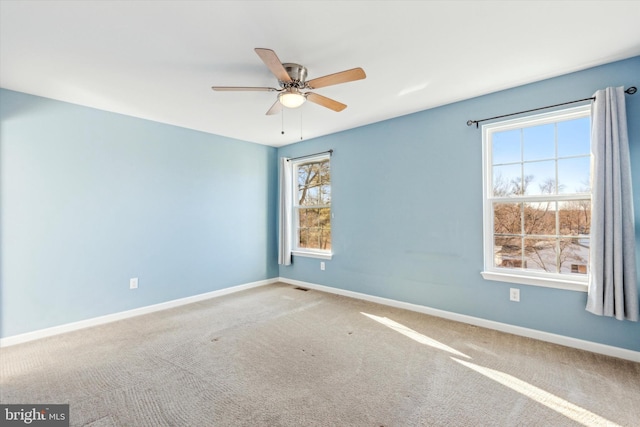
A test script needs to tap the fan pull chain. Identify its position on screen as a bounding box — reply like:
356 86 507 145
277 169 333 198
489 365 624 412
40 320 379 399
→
300 110 303 140
281 109 284 135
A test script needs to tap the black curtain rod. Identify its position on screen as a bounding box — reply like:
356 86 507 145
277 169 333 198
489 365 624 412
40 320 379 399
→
467 86 637 128
286 149 333 162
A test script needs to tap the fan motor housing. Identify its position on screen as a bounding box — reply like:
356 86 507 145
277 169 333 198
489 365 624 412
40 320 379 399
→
280 63 308 87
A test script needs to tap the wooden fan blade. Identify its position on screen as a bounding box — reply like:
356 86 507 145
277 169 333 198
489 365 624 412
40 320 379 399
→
255 48 292 82
266 100 283 115
212 86 277 92
307 67 366 89
306 92 347 112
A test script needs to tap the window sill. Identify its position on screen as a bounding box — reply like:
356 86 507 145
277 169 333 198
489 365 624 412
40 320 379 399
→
292 250 333 260
481 270 588 292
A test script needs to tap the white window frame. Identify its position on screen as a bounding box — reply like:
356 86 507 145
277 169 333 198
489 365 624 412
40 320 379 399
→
291 154 332 260
481 105 591 292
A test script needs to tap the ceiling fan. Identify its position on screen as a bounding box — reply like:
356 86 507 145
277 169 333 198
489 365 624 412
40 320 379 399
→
212 48 366 115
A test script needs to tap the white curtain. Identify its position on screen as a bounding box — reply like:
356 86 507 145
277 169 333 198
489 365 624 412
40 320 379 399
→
586 86 638 321
278 157 293 266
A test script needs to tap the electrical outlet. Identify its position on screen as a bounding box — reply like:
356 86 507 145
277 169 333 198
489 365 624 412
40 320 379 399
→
510 288 520 302
130 278 138 289
320 262 325 271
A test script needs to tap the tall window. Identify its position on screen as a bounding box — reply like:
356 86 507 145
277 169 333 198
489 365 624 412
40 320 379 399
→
481 105 591 291
292 154 331 257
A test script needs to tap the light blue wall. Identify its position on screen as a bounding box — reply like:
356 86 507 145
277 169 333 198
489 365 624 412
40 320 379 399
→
3 57 639 351
0 89 278 338
278 56 640 352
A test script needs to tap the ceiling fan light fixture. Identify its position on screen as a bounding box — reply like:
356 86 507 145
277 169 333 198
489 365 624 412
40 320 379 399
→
212 48 366 115
279 89 306 108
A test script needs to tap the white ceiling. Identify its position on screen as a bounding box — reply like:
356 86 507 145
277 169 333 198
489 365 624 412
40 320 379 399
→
1 1 639 147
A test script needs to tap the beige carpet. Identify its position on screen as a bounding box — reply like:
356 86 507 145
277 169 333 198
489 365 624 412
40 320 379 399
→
1 282 639 426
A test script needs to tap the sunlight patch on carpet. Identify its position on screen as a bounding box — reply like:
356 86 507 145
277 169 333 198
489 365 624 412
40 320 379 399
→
361 312 470 358
451 358 621 427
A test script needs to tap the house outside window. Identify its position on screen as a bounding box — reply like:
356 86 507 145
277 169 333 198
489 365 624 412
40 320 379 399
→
481 105 592 291
291 154 331 259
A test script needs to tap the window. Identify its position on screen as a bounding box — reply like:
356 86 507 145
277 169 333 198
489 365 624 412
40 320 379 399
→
292 154 331 259
481 105 591 291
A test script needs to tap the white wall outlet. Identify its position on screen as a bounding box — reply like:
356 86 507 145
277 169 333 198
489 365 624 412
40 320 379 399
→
510 288 520 302
320 262 325 271
130 278 138 289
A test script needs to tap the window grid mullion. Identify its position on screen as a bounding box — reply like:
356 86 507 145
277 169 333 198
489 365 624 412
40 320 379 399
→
551 122 557 274
493 153 590 167
519 129 525 268
490 194 591 203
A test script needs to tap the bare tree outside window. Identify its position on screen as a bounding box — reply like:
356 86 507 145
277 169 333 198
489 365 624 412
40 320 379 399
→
295 158 331 251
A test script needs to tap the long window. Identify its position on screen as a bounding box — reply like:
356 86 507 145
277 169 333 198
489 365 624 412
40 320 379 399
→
481 105 591 291
292 154 331 258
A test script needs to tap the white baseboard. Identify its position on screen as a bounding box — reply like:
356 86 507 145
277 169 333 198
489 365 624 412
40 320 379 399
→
4 276 638 363
0 278 277 348
278 277 640 363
